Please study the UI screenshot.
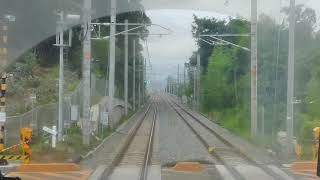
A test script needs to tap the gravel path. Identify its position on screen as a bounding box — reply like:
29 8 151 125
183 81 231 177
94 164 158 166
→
174 105 251 167
172 97 278 165
158 98 213 165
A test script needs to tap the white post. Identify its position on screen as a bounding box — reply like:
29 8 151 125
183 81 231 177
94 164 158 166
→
58 11 64 142
133 40 136 111
82 0 92 145
124 20 128 115
286 0 295 154
108 0 116 126
52 126 57 148
251 0 258 137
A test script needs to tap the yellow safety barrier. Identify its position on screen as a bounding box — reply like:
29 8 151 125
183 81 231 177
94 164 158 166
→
0 155 29 161
0 128 32 164
313 127 320 161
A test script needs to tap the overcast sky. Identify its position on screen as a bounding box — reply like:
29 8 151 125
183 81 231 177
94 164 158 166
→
141 0 320 20
143 1 320 89
144 10 228 89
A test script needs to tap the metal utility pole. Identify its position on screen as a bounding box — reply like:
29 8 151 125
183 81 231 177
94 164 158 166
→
143 59 146 103
133 40 136 111
54 12 79 142
177 64 180 97
172 79 174 95
168 77 171 94
57 11 64 142
251 0 258 137
184 64 186 85
286 0 295 154
171 78 173 95
138 60 141 107
197 53 201 109
193 67 196 109
82 0 92 145
108 0 116 126
169 78 171 94
170 78 172 94
124 20 128 115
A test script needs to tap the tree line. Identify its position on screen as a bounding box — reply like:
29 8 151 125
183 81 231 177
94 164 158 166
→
185 5 320 156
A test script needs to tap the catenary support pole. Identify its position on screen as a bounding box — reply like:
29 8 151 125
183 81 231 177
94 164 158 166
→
133 40 136 111
197 53 201 109
193 67 196 110
251 0 258 137
82 0 92 145
184 64 186 85
58 11 64 142
143 59 146 103
177 64 180 97
286 0 295 154
108 0 116 127
124 20 128 115
138 61 141 108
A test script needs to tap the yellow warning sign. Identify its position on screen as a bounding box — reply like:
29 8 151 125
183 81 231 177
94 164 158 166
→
0 155 29 161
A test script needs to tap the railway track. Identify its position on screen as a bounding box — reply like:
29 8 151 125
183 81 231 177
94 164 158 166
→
165 95 293 180
106 101 157 180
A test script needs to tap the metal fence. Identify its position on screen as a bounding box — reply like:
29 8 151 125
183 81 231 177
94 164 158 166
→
91 75 108 97
5 103 58 146
5 81 85 147
4 75 114 147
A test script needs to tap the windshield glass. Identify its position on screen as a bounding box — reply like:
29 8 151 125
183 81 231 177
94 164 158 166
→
1 0 319 179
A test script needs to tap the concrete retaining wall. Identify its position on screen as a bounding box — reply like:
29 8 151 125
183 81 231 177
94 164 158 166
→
90 96 131 130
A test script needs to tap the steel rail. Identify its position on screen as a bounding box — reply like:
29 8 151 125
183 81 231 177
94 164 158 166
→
168 96 295 180
106 102 153 180
164 96 246 180
140 105 157 180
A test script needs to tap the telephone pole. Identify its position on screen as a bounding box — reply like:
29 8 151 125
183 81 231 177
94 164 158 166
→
143 59 146 103
177 64 180 97
251 0 258 137
82 0 92 145
193 67 196 109
138 60 141 108
57 11 64 142
184 64 186 85
197 53 201 109
286 0 295 154
133 40 136 111
108 0 116 126
124 20 128 115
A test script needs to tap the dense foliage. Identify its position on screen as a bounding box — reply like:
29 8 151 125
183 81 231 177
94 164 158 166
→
3 0 150 115
187 5 320 155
